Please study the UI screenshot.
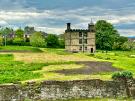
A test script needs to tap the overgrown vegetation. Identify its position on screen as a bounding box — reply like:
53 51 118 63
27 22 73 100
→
112 71 133 97
44 98 132 101
0 54 44 84
0 47 134 83
112 71 133 80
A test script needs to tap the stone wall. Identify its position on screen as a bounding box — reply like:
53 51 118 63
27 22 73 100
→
0 79 135 101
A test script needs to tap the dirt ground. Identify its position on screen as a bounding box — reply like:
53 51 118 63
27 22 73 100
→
55 61 121 75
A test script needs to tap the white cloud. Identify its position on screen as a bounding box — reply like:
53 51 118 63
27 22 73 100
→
118 29 135 37
35 26 65 34
0 20 8 25
0 6 135 36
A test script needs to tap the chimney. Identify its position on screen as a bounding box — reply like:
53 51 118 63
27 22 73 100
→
67 23 71 30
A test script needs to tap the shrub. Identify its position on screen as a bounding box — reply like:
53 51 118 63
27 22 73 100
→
88 53 95 57
30 32 46 47
6 38 13 45
13 37 24 46
46 34 59 48
112 71 133 98
112 71 133 80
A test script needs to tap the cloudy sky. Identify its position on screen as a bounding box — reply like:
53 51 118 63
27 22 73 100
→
0 0 135 37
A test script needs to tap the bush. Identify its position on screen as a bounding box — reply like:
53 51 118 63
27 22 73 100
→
46 34 59 48
112 71 133 80
59 39 65 48
30 32 46 47
13 37 24 46
6 38 13 45
112 71 133 98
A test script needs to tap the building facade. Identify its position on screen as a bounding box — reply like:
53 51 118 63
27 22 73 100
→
65 23 96 53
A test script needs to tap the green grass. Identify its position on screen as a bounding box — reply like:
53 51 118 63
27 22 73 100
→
0 54 77 84
0 46 42 52
90 50 135 78
0 47 135 83
0 54 45 84
40 98 132 101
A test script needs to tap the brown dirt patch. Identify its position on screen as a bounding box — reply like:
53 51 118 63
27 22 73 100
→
55 61 121 75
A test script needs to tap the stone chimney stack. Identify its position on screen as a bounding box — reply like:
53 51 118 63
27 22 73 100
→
67 23 71 30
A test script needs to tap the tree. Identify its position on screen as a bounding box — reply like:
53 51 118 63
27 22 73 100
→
121 41 135 51
58 34 65 48
24 26 35 35
113 36 128 50
0 36 3 46
30 32 45 47
15 28 24 38
45 34 59 48
95 20 119 51
0 27 14 46
0 27 13 35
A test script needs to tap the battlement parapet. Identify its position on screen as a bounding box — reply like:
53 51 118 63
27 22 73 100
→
65 29 90 33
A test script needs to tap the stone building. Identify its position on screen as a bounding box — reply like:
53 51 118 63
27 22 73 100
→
128 37 135 42
65 22 96 53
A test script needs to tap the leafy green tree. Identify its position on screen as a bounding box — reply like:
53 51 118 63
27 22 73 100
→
24 26 35 35
15 28 24 38
58 34 65 48
30 32 45 47
95 20 119 51
59 39 65 48
0 27 14 46
121 41 135 51
0 27 13 35
0 36 3 46
45 34 59 48
113 36 128 50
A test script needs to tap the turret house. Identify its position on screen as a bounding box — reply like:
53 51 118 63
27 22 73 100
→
64 22 96 53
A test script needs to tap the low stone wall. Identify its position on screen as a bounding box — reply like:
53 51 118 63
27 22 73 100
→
0 79 134 101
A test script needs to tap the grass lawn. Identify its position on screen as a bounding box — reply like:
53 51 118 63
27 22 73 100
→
93 50 135 76
25 98 132 101
0 46 135 84
48 98 132 101
0 46 42 52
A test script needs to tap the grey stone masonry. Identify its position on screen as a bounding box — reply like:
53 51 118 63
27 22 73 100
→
0 79 135 100
65 23 96 53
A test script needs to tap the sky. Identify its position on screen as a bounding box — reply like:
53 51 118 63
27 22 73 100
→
0 0 135 37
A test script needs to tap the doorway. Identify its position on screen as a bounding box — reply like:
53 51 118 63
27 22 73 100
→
91 48 94 53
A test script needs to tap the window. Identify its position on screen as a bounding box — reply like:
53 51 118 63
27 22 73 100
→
79 32 82 37
84 39 87 44
79 39 82 44
84 32 87 37
85 47 87 50
79 46 82 51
